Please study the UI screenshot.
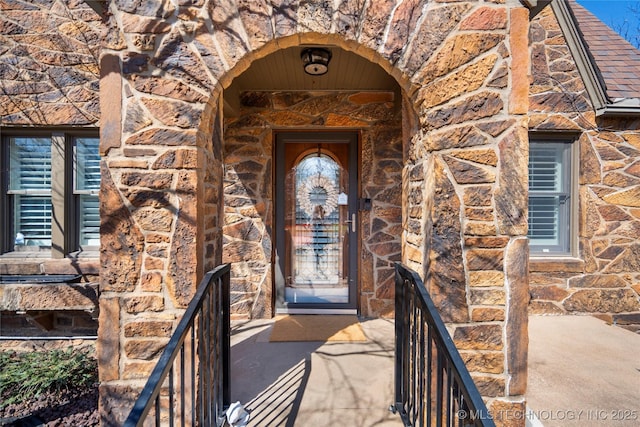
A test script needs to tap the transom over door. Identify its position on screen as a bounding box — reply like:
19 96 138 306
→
275 132 358 313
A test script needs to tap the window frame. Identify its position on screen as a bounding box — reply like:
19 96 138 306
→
1 129 100 258
528 135 578 257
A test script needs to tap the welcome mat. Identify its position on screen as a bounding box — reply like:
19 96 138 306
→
269 315 367 342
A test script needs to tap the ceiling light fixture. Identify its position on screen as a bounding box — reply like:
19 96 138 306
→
301 47 332 76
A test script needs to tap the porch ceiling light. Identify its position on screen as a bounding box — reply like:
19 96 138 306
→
301 47 332 75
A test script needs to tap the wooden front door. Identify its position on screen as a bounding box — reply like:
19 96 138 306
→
275 132 358 313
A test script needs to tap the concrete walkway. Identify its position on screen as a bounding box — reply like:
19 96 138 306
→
230 315 640 427
527 315 640 427
229 317 402 427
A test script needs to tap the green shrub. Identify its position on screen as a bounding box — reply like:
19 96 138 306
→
0 348 97 407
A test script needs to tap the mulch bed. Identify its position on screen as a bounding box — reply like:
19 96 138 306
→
0 386 98 427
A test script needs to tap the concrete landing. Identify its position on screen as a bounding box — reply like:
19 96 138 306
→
527 315 640 427
229 317 402 427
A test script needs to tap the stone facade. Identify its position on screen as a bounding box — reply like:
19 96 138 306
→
223 90 402 319
0 0 103 337
0 0 102 126
0 0 535 424
529 6 640 333
93 0 533 421
1 0 636 426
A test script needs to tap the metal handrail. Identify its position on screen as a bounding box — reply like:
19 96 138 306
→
392 263 495 427
124 263 231 427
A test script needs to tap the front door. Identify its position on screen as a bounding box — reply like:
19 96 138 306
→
275 132 358 313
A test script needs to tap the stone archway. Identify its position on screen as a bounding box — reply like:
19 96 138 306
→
218 40 410 320
98 2 531 424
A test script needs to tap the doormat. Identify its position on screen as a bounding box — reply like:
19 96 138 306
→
269 315 367 342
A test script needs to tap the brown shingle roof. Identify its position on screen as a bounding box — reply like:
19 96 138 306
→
568 0 640 100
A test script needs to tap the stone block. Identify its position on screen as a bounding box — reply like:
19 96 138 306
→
472 375 505 397
529 258 585 273
125 320 173 338
568 274 628 288
469 271 505 287
124 338 169 360
99 383 139 427
508 7 530 114
470 289 506 305
452 148 498 166
460 7 507 30
417 33 503 81
564 289 640 313
453 324 503 350
495 127 528 235
0 283 98 311
471 307 505 322
99 54 122 156
124 295 165 314
420 54 497 109
505 237 529 395
97 297 120 382
490 400 527 427
122 361 156 380
528 300 565 315
467 248 504 271
460 351 504 374
100 167 144 292
444 155 496 184
529 285 568 301
463 185 493 206
465 237 509 248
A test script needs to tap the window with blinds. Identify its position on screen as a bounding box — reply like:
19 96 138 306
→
74 137 100 247
528 141 572 255
2 132 100 255
9 137 52 248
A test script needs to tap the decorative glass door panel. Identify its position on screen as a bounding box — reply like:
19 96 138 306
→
275 132 358 311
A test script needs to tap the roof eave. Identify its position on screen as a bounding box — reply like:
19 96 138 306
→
597 99 640 117
550 0 611 114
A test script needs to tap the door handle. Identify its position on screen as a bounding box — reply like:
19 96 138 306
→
345 213 356 233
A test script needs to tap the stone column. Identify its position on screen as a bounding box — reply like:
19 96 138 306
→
96 9 224 424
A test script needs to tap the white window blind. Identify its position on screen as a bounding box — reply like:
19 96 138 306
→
74 137 100 247
9 137 52 247
528 141 571 254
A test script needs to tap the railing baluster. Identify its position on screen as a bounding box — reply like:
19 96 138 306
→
169 366 174 427
180 346 185 427
436 350 443 426
426 323 432 427
392 263 495 427
191 325 196 426
155 395 160 426
418 310 425 427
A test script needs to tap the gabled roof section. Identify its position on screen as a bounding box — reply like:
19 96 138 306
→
568 1 640 100
550 0 640 116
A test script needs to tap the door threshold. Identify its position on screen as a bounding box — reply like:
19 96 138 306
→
276 308 358 315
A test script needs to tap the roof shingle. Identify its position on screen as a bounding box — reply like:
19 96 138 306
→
569 0 640 100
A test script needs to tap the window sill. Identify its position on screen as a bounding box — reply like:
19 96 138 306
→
529 257 584 273
0 254 99 276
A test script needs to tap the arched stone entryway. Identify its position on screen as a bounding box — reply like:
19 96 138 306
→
98 2 530 425
220 40 407 319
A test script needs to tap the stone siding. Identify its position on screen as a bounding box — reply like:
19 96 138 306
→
0 0 103 126
223 91 402 319
0 0 102 278
94 0 531 423
529 6 640 333
0 0 540 424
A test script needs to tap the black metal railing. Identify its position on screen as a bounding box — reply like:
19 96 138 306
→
124 264 231 427
392 263 495 427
